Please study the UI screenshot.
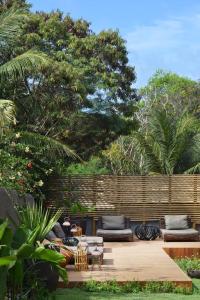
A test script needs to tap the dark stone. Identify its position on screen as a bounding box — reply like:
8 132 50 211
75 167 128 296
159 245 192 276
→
187 269 200 278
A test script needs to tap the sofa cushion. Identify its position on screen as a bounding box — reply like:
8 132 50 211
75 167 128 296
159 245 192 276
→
53 222 65 239
165 215 189 230
161 228 198 237
87 246 104 255
102 215 125 230
46 230 57 241
76 236 103 246
97 228 132 237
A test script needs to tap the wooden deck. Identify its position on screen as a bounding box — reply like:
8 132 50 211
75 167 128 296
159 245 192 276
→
60 240 200 289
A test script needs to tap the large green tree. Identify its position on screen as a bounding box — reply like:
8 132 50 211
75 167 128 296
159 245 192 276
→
0 6 77 195
139 70 200 120
0 1 138 159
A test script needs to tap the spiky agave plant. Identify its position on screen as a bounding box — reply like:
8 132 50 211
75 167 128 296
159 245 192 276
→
17 202 63 242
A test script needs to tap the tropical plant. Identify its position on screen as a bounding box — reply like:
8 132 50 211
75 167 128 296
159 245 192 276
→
133 109 200 174
0 100 15 136
0 8 79 196
0 214 67 300
17 202 62 242
0 7 48 133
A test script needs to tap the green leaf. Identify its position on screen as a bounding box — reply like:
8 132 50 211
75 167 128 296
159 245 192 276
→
8 259 23 289
0 228 13 251
0 50 49 81
54 264 68 283
17 244 34 259
0 255 16 267
0 219 8 241
12 227 30 249
32 247 65 264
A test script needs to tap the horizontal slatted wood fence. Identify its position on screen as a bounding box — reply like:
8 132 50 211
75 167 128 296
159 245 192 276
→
46 175 200 222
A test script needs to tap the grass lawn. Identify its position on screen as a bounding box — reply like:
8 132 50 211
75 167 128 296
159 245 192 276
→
52 289 200 300
52 279 200 300
52 258 200 300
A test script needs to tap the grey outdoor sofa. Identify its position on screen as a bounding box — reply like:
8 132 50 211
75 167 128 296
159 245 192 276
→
160 215 199 242
96 215 133 241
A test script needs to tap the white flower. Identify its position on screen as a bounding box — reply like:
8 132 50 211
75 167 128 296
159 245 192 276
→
37 180 44 187
11 142 16 147
0 173 2 181
45 168 53 175
25 146 30 153
9 176 15 180
15 132 21 139
17 172 22 177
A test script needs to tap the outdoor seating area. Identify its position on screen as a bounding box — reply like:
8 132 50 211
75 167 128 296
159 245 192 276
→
65 240 200 289
39 213 200 291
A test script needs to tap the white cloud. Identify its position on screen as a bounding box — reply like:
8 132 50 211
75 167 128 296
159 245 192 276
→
126 14 200 86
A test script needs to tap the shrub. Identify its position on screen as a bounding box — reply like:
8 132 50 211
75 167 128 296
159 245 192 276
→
66 156 109 175
83 280 191 294
176 257 200 272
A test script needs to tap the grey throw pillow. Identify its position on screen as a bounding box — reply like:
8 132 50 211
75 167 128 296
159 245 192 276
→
52 222 65 239
102 215 125 230
165 215 189 230
46 230 57 241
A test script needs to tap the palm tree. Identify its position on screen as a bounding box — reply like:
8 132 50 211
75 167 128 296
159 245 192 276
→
0 8 78 160
0 8 48 132
133 109 200 174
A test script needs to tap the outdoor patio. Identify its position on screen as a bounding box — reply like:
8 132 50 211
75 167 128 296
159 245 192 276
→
61 240 200 289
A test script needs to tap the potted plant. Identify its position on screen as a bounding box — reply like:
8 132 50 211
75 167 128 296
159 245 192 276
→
69 202 95 235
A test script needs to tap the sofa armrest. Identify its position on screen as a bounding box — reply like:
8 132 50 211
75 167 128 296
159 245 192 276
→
125 217 131 229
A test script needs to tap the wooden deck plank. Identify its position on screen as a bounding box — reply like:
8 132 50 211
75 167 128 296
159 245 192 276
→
59 240 200 288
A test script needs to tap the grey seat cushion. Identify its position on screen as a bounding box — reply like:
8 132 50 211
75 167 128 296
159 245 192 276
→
97 228 132 237
87 246 104 255
52 222 65 239
46 230 57 241
161 228 198 236
102 215 125 230
76 236 103 246
164 215 189 230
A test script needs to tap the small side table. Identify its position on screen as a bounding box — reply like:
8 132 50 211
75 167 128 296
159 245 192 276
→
74 248 88 271
91 249 103 270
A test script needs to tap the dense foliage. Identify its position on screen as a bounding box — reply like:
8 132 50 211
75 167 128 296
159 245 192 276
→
103 72 200 175
0 204 66 300
0 0 138 160
1 1 200 181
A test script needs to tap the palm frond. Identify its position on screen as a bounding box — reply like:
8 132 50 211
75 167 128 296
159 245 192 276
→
184 163 200 174
133 131 162 173
0 8 27 44
0 99 16 133
0 50 49 81
169 114 200 168
19 131 80 160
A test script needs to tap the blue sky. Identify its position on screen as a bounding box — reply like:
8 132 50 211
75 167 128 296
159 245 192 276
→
30 0 200 87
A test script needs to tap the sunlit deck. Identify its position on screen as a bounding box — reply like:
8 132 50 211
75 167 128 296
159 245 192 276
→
60 240 200 289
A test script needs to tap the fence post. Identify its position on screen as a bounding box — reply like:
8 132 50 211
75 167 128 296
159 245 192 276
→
194 174 197 203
